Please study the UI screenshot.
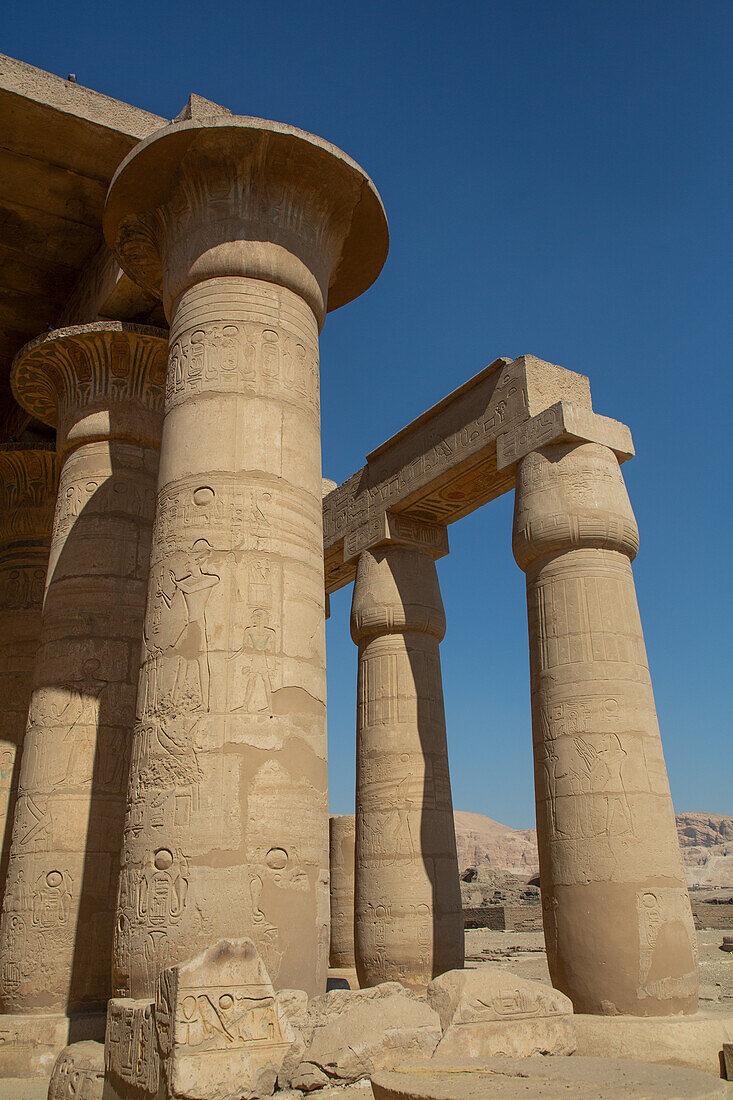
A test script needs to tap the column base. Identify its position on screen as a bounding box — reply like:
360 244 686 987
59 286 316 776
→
327 965 359 991
0 1011 106 1077
572 1010 733 1078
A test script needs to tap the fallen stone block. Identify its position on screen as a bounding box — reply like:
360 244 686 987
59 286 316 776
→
427 968 575 1058
282 981 441 1089
48 1040 105 1100
103 938 295 1100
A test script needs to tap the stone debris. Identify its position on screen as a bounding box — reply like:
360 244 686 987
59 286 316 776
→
427 969 574 1059
279 982 441 1091
48 1040 104 1100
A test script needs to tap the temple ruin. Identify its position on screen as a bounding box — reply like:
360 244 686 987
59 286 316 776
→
0 51 730 1098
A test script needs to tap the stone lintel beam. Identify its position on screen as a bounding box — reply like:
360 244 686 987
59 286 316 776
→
343 511 449 564
497 400 634 472
323 355 632 595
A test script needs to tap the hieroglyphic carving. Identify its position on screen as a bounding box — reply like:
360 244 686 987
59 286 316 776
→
114 277 328 1002
48 1043 105 1100
636 888 699 1002
105 996 160 1094
166 318 319 412
0 446 58 917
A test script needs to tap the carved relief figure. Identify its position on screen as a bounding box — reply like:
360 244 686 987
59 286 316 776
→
233 610 276 714
159 539 220 711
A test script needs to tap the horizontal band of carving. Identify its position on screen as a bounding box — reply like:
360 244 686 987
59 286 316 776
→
166 279 319 411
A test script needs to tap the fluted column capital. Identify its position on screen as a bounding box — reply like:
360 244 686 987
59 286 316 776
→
0 445 58 547
11 323 167 457
512 441 639 572
103 117 389 325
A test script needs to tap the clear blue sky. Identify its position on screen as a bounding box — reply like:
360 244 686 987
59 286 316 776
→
3 1 730 826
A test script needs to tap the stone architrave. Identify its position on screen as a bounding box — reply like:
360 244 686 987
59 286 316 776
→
349 514 464 990
103 113 388 999
329 814 356 969
0 445 57 900
0 325 166 1042
512 440 699 1016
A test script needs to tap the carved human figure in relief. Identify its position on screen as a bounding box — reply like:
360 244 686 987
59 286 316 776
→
160 539 220 711
60 659 108 786
232 610 276 714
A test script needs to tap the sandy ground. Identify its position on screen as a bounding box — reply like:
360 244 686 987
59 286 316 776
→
465 924 733 1011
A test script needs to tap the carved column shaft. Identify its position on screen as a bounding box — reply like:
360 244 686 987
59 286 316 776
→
104 115 388 999
0 325 165 1017
329 814 355 969
513 441 698 1016
0 446 58 901
114 276 330 1000
350 528 463 990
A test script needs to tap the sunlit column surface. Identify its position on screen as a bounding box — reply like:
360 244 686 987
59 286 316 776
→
350 524 463 990
513 441 698 1016
103 112 388 998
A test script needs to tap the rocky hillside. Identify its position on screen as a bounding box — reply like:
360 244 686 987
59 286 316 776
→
454 810 733 888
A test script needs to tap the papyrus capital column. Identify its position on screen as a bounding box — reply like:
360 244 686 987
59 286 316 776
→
0 324 166 1025
513 440 698 1016
103 115 388 999
350 515 463 990
0 445 58 901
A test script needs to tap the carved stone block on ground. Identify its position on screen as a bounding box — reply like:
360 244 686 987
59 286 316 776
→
104 938 295 1100
281 981 441 1090
427 968 575 1059
48 1040 105 1100
157 938 294 1100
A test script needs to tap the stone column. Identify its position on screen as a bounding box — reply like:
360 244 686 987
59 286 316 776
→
0 445 57 900
513 441 698 1016
103 114 388 999
0 325 166 1038
349 517 463 990
329 814 355 969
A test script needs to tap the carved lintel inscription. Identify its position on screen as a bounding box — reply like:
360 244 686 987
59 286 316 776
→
323 356 525 550
497 401 634 470
344 512 449 562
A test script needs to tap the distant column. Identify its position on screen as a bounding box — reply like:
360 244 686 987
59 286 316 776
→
103 113 388 999
513 441 698 1016
0 324 166 1021
350 516 463 990
0 446 57 900
329 814 355 969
